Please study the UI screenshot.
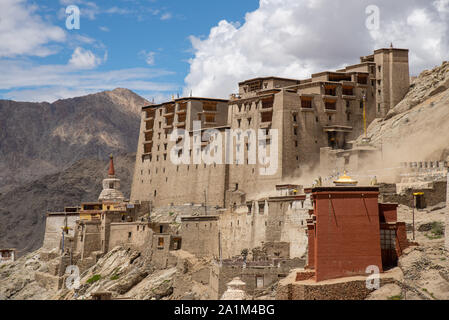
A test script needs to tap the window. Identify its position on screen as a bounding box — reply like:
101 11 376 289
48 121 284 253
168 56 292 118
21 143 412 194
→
109 182 114 189
128 232 132 239
158 237 165 247
380 229 396 250
293 114 297 122
301 99 312 109
342 87 354 95
325 101 336 110
256 276 264 289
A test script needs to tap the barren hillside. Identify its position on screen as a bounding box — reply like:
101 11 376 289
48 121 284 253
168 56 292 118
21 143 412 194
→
0 88 148 194
357 61 449 165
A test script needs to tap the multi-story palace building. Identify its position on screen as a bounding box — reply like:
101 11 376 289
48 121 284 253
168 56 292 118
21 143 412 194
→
130 48 410 208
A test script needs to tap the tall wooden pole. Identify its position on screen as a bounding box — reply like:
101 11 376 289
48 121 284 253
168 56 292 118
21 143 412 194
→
363 93 367 138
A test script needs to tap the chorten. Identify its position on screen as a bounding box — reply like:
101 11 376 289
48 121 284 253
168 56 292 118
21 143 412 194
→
220 277 248 300
98 155 125 203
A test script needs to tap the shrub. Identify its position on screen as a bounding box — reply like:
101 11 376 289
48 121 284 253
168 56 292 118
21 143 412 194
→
87 274 101 284
425 222 444 240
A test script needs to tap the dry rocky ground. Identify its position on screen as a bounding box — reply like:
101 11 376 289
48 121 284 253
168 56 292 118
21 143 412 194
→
1 203 447 300
358 61 449 164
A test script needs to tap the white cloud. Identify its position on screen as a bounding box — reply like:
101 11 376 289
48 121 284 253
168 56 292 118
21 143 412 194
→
184 0 449 98
106 7 132 15
0 59 178 102
99 26 110 32
69 47 103 69
139 50 156 65
160 13 172 20
434 0 449 13
0 0 66 58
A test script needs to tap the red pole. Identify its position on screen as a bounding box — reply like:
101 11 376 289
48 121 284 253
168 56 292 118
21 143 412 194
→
412 195 415 241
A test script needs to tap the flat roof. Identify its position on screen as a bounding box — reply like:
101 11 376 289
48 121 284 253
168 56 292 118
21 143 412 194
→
143 97 229 110
238 76 301 86
228 92 277 104
268 195 307 202
276 184 301 189
309 187 380 193
47 212 80 217
181 216 219 221
374 48 409 54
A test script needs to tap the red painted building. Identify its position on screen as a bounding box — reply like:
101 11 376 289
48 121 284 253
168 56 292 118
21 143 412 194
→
305 186 411 282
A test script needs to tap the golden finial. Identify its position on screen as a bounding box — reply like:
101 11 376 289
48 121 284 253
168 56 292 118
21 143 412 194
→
334 171 358 186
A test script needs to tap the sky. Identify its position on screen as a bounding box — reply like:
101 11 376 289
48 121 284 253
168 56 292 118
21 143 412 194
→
0 0 448 103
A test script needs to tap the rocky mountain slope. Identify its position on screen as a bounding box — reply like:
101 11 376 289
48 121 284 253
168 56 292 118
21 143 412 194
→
0 88 148 194
0 153 135 256
358 61 449 164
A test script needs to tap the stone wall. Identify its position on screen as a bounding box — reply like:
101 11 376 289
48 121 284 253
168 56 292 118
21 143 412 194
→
210 258 305 299
42 213 78 251
381 180 447 208
180 216 219 258
218 199 309 260
73 220 102 260
109 222 151 251
276 268 398 300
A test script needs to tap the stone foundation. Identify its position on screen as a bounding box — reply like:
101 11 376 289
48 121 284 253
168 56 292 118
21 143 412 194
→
277 268 400 300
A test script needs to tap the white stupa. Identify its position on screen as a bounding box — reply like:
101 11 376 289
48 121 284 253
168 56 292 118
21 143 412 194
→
220 277 248 300
98 155 125 203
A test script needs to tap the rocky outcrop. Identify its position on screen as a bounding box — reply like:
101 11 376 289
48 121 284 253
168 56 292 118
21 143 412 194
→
357 61 449 164
386 61 449 119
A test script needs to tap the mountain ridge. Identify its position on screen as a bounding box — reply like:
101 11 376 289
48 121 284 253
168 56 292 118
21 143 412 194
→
0 88 149 194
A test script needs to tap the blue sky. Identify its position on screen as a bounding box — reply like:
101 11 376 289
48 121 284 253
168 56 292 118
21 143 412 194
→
1 0 448 103
0 0 258 102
